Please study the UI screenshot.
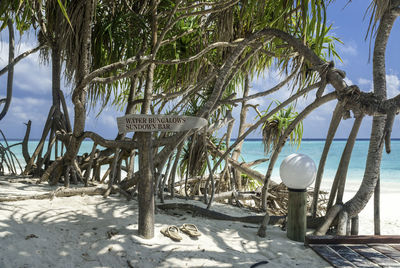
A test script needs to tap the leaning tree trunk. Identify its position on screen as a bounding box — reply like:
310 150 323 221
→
0 19 15 121
326 114 363 211
311 103 343 217
231 75 250 191
321 4 399 235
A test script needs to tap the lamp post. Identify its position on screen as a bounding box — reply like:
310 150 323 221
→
280 153 316 242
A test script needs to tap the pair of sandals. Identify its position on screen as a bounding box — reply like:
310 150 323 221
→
160 223 201 241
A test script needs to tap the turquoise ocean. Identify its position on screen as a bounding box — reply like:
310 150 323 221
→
2 139 400 183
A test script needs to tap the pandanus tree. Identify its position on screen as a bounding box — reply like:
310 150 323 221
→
22 0 73 177
0 0 73 176
0 1 46 173
2 0 356 239
46 0 337 238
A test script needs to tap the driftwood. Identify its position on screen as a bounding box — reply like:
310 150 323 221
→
157 202 325 228
157 202 284 224
176 177 328 218
0 186 108 202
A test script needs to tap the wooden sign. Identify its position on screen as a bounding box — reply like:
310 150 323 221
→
117 114 208 133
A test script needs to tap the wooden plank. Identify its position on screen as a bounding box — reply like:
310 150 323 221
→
371 244 400 263
310 245 356 268
305 235 400 245
329 245 379 267
389 244 400 252
349 245 400 267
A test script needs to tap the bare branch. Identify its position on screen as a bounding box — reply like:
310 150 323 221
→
210 82 322 175
153 41 241 65
154 0 182 53
85 57 151 85
221 68 300 105
0 45 44 77
80 132 138 150
160 27 197 46
91 62 149 84
87 39 239 86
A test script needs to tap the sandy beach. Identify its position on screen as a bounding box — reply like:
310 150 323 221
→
321 179 400 235
0 176 399 268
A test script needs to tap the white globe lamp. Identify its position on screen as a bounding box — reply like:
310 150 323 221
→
280 153 317 242
280 153 317 190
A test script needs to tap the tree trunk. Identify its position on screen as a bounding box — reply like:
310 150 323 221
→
326 114 363 210
137 0 158 239
22 120 32 164
231 75 250 191
0 19 15 121
311 103 342 217
138 136 154 238
374 175 381 235
342 5 398 220
335 115 363 205
51 43 61 110
61 0 95 177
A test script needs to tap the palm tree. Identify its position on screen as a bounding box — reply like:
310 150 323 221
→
313 0 400 235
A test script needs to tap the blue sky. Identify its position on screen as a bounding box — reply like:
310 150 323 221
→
1 0 400 140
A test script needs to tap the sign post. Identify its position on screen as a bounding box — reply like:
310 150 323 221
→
117 114 207 239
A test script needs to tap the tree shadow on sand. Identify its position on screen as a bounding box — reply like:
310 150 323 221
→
0 180 326 267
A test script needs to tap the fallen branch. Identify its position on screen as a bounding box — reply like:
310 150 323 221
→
157 202 325 228
0 186 108 202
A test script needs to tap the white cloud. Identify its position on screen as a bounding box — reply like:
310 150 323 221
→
102 114 118 128
336 58 349 68
358 78 371 85
343 77 353 85
0 95 52 138
386 74 400 98
9 96 50 122
357 77 373 92
339 40 358 56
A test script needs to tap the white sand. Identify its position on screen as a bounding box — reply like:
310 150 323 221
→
0 176 399 268
321 179 400 235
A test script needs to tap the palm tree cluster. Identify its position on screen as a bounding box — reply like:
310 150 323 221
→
1 0 399 239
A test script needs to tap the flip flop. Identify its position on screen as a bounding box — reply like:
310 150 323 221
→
179 223 201 237
160 226 182 241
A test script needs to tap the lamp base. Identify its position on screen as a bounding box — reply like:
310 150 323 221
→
287 189 307 242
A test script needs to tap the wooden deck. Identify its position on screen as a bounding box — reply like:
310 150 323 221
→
306 236 400 267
